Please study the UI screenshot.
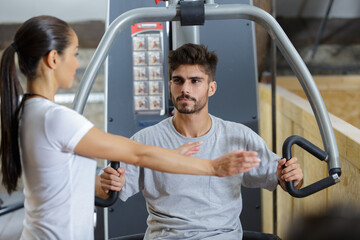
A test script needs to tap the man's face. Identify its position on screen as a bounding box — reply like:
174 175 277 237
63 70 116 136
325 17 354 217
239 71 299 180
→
170 64 215 114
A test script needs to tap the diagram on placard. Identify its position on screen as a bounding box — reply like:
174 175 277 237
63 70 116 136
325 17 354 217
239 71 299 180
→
131 22 165 115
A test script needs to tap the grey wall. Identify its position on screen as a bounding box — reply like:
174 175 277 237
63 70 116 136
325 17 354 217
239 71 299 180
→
276 0 360 18
0 0 107 23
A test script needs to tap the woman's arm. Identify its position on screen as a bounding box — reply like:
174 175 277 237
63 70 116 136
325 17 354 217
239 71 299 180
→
75 127 261 177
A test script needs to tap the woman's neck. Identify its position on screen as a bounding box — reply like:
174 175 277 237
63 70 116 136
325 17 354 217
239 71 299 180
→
26 82 55 101
26 60 59 101
26 72 57 101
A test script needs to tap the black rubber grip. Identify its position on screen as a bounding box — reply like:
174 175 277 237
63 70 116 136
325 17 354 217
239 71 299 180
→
282 135 338 198
180 0 205 26
284 175 337 198
283 135 328 161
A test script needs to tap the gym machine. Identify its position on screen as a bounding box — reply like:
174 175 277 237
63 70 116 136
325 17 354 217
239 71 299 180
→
72 0 341 239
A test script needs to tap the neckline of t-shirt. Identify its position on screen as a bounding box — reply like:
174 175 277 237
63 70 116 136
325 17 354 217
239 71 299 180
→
168 114 216 141
24 97 51 104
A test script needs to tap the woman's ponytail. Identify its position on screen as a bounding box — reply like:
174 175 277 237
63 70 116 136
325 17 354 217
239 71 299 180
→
0 44 23 194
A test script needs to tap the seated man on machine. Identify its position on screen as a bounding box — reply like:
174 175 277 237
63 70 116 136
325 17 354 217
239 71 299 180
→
95 43 303 239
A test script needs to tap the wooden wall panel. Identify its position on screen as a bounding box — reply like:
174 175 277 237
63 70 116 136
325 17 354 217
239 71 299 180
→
328 156 360 206
277 76 360 129
259 82 360 238
259 85 274 234
275 113 293 238
259 85 272 148
260 189 273 234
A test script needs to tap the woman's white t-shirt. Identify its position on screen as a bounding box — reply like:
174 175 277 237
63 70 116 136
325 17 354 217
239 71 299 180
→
19 98 96 240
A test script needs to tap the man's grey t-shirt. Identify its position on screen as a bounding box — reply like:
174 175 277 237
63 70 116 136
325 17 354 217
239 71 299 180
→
120 115 279 239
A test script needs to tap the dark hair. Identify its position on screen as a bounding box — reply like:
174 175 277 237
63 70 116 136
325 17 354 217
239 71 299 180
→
0 15 73 194
286 205 360 240
168 43 218 82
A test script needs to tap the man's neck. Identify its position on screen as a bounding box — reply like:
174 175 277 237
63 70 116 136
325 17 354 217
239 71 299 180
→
172 111 212 138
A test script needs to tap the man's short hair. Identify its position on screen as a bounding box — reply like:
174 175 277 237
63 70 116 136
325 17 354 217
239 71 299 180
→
168 43 218 82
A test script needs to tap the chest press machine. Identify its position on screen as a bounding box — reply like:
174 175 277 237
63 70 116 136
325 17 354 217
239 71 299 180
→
73 0 341 239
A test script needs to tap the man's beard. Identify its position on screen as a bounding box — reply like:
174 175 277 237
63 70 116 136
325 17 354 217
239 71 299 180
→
172 93 207 114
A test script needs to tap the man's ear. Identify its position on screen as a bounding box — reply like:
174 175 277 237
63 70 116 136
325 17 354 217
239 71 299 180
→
44 50 58 70
208 81 217 97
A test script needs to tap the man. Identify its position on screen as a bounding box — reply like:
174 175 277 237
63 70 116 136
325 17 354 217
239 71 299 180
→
96 43 303 239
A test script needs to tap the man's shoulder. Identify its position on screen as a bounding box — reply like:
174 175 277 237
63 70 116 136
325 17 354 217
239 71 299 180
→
211 115 259 141
211 115 249 130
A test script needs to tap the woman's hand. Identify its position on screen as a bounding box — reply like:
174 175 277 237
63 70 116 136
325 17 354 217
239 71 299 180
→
174 141 202 156
212 149 261 177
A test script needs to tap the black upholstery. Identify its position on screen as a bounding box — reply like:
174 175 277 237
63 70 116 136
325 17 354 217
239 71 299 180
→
109 231 281 240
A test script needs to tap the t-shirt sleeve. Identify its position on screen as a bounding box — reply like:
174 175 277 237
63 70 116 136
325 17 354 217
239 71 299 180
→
241 129 280 191
44 106 94 153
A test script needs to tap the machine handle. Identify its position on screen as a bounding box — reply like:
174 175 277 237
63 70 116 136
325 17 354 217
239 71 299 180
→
95 161 120 207
282 135 340 198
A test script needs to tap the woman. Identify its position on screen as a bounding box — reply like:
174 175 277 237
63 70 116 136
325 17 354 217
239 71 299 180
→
0 16 260 239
